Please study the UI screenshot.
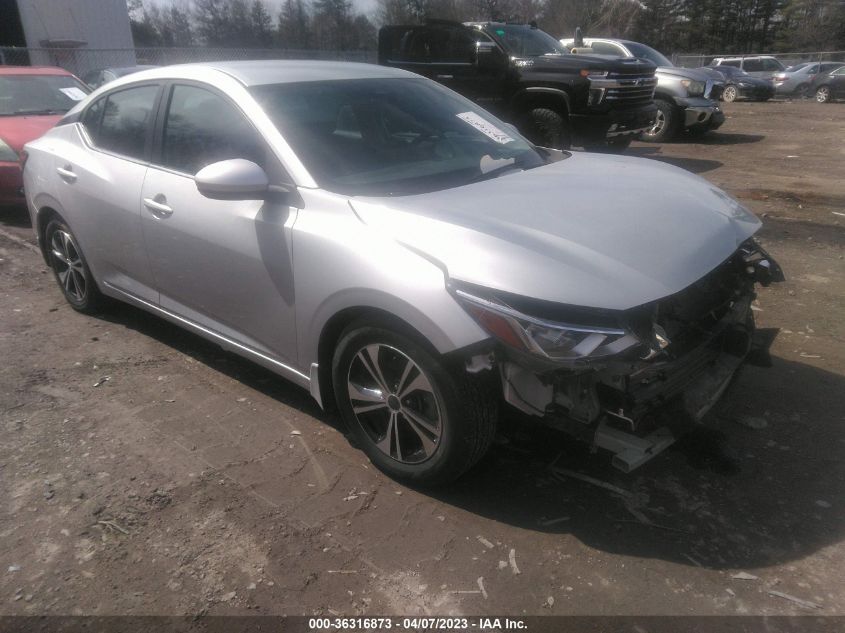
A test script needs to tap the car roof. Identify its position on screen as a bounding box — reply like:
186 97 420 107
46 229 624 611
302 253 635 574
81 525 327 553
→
0 65 74 76
118 60 417 87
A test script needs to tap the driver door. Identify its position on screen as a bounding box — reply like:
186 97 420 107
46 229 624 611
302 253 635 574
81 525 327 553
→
140 83 300 364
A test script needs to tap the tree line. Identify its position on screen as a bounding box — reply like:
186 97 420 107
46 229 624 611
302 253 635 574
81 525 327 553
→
128 0 845 54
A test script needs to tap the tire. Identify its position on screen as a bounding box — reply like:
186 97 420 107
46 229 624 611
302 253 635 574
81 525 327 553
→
722 85 738 102
332 323 497 486
641 98 679 143
45 217 106 314
519 107 572 150
815 85 831 103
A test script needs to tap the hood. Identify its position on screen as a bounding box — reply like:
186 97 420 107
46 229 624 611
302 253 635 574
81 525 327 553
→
0 115 62 152
516 54 656 77
657 66 713 82
349 153 761 311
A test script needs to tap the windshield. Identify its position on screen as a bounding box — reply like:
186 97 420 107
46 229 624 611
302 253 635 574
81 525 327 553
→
251 78 548 196
0 74 90 116
488 25 568 57
624 42 673 68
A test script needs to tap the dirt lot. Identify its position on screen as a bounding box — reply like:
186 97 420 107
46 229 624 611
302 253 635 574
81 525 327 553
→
1 99 844 618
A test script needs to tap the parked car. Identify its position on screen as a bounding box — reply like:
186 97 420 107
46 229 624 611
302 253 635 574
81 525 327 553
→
81 65 158 89
23 61 783 484
560 37 724 142
698 66 775 102
379 21 658 151
0 65 90 206
772 62 844 96
808 65 845 103
709 55 785 79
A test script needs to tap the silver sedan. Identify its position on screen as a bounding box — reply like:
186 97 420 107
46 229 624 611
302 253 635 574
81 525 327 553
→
23 61 781 484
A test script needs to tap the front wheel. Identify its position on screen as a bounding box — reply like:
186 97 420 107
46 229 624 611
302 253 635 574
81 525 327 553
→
816 85 831 103
332 324 497 485
519 107 572 150
641 98 679 143
45 218 106 314
722 85 738 102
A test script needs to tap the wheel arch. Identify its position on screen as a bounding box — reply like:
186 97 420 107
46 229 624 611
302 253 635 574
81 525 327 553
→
509 87 571 118
33 198 66 266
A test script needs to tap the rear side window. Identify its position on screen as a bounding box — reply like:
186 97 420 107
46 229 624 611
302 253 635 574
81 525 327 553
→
743 58 763 72
160 84 267 175
88 85 159 160
720 60 741 68
761 58 783 71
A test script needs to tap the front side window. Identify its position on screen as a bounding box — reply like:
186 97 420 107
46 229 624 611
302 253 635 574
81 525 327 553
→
160 84 267 175
252 77 549 196
0 74 90 116
92 85 159 160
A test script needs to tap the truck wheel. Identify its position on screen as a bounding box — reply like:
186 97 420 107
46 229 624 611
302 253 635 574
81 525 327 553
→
332 323 497 486
722 85 738 102
520 108 572 150
641 98 678 143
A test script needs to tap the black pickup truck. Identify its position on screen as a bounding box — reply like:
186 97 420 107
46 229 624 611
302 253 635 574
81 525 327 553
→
378 20 658 150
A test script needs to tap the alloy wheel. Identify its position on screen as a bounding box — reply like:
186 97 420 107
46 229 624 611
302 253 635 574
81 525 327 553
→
51 229 87 303
816 86 830 103
648 108 666 136
723 86 737 102
346 343 442 464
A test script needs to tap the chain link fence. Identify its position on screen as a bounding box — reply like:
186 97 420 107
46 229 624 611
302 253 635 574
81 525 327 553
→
0 46 377 78
673 50 845 69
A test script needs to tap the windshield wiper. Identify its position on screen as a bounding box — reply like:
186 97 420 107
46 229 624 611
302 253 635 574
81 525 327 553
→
467 161 525 184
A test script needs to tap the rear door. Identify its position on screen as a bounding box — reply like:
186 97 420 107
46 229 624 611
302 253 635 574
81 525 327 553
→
140 82 299 364
53 83 162 302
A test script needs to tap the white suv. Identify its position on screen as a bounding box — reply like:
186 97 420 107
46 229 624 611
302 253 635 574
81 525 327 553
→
710 56 785 79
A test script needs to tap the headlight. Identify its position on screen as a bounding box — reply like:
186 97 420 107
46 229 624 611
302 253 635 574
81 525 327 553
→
0 138 18 162
580 69 608 78
454 289 639 362
681 79 706 97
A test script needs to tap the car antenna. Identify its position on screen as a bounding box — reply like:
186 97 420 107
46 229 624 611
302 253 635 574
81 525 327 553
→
574 26 583 48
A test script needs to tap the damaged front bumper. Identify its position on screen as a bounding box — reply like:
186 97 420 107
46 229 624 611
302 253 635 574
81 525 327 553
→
470 240 783 472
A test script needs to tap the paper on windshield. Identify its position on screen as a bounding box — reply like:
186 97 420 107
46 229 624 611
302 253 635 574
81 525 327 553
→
456 111 514 144
59 87 87 101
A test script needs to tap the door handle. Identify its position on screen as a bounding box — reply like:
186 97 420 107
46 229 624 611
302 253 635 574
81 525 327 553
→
56 165 77 183
143 196 173 217
436 74 454 80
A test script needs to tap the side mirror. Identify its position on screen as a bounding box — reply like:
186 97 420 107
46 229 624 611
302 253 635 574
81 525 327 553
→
475 41 499 69
195 159 270 200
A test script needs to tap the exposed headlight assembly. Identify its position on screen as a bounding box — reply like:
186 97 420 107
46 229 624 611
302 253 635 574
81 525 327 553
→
681 79 706 97
454 289 639 362
0 138 18 162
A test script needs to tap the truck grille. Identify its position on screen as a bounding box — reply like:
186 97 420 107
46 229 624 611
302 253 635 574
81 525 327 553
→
603 74 657 105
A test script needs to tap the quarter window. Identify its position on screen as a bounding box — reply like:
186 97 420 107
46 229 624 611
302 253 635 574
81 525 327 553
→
160 85 267 175
92 85 159 160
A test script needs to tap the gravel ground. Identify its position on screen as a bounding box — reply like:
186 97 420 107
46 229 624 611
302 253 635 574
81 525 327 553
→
1 99 843 617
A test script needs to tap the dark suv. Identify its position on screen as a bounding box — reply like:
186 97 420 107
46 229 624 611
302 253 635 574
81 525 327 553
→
378 20 658 150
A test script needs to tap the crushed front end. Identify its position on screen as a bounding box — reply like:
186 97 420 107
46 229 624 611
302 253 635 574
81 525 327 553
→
453 239 783 472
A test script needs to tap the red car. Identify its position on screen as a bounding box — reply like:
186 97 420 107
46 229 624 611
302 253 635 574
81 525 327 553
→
0 66 90 206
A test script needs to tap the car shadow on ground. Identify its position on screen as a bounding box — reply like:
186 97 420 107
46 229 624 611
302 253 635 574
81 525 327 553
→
0 205 32 229
89 299 844 573
688 132 766 146
626 147 724 174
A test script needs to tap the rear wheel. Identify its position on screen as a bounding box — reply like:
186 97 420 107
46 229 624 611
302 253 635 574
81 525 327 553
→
519 107 572 150
332 324 497 485
45 218 106 314
816 85 831 103
641 98 678 143
722 85 738 102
